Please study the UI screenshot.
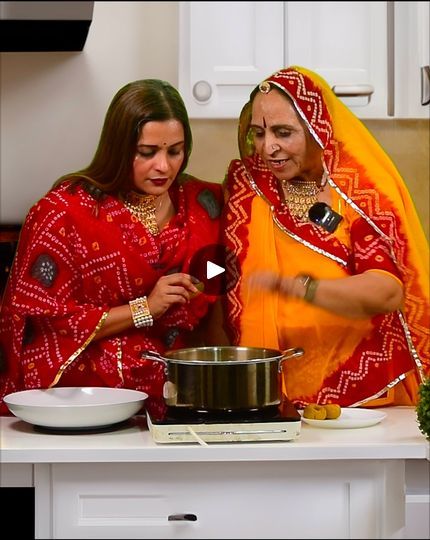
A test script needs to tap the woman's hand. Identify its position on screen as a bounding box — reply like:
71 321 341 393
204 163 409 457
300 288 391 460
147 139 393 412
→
248 270 404 319
92 273 200 341
248 271 301 296
147 273 200 319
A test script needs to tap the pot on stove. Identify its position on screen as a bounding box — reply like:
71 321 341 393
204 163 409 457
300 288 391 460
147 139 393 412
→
142 346 304 413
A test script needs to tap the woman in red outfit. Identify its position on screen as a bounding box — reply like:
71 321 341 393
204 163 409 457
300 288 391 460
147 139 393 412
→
0 79 223 419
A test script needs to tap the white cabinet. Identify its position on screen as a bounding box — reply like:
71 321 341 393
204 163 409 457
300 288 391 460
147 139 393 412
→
404 460 430 539
1 409 427 539
179 1 429 119
394 1 430 118
284 1 388 119
36 460 405 539
178 2 284 119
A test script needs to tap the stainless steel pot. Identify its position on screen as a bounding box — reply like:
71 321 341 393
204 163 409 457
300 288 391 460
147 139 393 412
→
142 346 304 413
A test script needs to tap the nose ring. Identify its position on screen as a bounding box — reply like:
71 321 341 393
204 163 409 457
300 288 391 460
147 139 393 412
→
271 144 280 152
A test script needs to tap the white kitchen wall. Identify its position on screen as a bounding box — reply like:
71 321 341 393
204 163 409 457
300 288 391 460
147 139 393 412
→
0 1 428 239
0 2 180 223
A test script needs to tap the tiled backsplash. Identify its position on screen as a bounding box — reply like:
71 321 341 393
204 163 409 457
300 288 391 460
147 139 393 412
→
364 119 429 240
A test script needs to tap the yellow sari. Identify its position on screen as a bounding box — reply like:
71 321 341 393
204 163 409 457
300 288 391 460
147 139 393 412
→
223 66 429 407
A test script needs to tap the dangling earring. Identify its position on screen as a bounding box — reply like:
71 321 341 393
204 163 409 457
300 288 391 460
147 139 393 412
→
320 160 330 188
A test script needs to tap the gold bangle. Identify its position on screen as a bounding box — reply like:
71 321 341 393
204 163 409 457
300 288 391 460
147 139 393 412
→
129 296 153 328
297 274 319 303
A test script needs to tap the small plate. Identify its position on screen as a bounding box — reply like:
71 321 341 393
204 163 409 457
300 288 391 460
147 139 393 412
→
300 408 386 429
4 387 148 430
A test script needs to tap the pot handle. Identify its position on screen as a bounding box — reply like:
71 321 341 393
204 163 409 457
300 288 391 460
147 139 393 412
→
278 347 304 373
141 350 168 375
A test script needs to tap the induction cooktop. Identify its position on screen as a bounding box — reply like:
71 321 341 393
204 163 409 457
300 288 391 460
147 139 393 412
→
147 401 302 444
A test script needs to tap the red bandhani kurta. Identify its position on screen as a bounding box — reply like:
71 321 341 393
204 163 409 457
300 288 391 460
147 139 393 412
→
0 176 223 419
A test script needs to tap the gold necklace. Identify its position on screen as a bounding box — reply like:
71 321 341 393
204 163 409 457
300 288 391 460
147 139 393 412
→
123 191 164 235
282 175 327 221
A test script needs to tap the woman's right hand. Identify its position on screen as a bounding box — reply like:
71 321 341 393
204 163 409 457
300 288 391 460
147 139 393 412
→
147 273 200 319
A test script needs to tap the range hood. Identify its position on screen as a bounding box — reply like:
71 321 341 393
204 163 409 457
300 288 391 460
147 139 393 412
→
0 1 94 52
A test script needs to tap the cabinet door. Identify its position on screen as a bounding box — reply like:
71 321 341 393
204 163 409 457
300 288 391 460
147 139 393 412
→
48 460 405 539
285 1 389 118
394 1 430 118
178 1 284 118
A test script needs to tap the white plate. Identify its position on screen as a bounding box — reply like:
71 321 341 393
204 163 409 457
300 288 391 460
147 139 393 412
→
3 387 148 430
300 408 386 429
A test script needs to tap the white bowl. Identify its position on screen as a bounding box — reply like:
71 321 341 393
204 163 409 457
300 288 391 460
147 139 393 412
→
3 387 148 429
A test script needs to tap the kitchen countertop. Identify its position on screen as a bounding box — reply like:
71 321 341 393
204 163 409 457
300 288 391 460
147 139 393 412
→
1 406 428 464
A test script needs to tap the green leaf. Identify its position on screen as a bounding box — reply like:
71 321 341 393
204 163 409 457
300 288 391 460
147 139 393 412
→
416 377 430 440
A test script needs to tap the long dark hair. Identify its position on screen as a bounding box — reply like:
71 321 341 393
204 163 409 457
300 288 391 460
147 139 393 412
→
53 79 193 198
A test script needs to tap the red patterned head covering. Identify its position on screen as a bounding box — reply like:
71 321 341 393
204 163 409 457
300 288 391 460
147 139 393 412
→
259 68 333 148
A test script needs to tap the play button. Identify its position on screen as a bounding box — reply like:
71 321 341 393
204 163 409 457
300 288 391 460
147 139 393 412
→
188 244 237 296
207 260 225 280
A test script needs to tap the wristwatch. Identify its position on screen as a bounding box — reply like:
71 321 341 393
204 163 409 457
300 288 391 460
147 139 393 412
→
297 274 319 303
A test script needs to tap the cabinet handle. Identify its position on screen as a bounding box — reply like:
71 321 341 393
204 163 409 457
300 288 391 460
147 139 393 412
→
168 513 198 521
331 84 375 99
192 80 212 102
421 66 430 106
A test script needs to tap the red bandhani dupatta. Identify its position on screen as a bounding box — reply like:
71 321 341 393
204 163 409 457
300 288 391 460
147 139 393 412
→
0 176 223 418
223 66 429 407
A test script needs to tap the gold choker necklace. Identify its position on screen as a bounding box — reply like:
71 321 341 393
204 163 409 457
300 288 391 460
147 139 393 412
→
123 191 163 235
282 175 327 221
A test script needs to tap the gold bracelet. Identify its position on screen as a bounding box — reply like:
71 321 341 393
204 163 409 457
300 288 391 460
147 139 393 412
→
297 274 319 303
129 296 153 328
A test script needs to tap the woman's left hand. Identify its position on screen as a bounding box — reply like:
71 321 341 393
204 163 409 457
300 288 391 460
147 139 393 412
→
147 273 200 319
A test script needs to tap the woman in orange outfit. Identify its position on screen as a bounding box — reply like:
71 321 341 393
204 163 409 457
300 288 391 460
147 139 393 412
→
222 66 429 408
